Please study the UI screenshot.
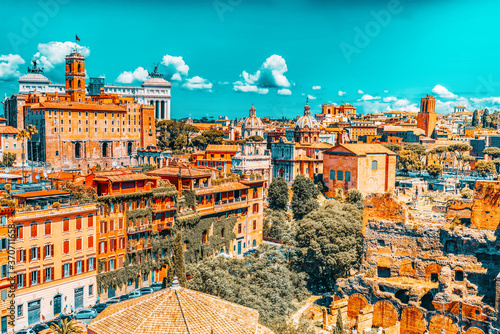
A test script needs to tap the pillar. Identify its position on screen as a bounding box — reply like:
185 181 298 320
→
161 101 165 120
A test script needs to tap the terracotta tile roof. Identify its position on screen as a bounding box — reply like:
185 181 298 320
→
0 126 20 134
148 166 212 178
295 142 333 149
88 286 268 334
325 144 397 156
12 190 69 198
31 101 127 112
206 144 239 152
94 173 156 183
196 181 249 195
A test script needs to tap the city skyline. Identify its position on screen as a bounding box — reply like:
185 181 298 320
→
2 0 500 119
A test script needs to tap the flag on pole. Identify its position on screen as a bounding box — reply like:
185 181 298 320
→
76 35 80 41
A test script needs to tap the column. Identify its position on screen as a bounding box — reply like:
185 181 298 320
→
161 101 165 120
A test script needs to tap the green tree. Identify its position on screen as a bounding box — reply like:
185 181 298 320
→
483 147 500 159
459 155 475 173
201 129 225 145
246 135 265 142
428 146 448 164
396 149 422 175
157 120 200 150
334 308 345 334
48 319 84 334
425 163 443 178
2 152 16 167
472 109 480 127
173 231 187 287
17 124 37 183
493 159 500 174
482 108 490 128
381 143 402 153
346 189 363 208
461 186 474 199
475 160 496 177
448 143 472 177
291 175 319 221
268 177 289 211
191 135 208 149
263 209 294 243
294 200 363 293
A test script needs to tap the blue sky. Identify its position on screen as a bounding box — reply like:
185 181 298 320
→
2 0 500 119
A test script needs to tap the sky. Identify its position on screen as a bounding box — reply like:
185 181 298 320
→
1 0 500 120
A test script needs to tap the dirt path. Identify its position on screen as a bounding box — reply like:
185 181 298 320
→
291 295 322 326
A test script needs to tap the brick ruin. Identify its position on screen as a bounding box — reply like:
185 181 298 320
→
332 181 500 334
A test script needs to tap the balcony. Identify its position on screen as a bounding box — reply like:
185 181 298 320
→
127 224 152 234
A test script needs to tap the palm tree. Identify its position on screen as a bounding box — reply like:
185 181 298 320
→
16 125 37 183
48 319 84 334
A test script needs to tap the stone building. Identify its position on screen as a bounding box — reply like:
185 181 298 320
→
241 105 264 139
323 144 397 196
231 141 272 186
417 94 438 137
294 100 320 144
334 181 500 333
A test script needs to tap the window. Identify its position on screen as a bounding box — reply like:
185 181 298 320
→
202 231 208 244
76 261 82 274
238 224 242 234
30 223 37 238
0 238 7 250
88 236 93 249
330 170 335 180
44 221 51 235
221 228 225 238
15 225 23 240
346 171 351 182
253 220 257 230
0 265 8 279
253 203 259 213
63 219 70 232
76 217 82 230
89 285 93 296
17 304 23 317
99 241 106 254
63 240 69 254
337 170 344 181
31 271 38 285
63 263 70 277
88 258 94 271
88 215 94 228
109 259 115 271
372 160 378 170
45 268 52 282
44 244 52 259
76 238 82 251
30 247 38 261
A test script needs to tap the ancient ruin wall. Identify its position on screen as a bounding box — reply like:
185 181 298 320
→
471 181 500 230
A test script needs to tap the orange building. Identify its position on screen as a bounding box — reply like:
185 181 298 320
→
323 144 397 196
11 192 98 330
0 126 23 165
0 207 15 333
417 95 437 137
192 144 239 175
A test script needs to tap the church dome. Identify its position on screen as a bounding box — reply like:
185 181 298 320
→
295 100 319 129
242 105 263 130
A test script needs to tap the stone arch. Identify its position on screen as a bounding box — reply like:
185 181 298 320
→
372 300 397 328
377 257 391 278
465 327 485 334
428 315 458 334
399 259 416 278
425 263 442 282
347 294 368 319
400 307 426 334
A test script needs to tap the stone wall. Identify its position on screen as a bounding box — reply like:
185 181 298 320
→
471 181 500 230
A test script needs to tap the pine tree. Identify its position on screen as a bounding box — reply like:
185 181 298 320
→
334 309 344 334
472 109 480 127
173 231 187 287
482 108 490 128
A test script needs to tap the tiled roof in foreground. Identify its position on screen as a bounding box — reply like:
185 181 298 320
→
87 282 272 334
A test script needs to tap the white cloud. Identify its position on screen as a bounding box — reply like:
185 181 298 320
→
338 90 346 97
161 54 189 81
358 90 364 94
0 54 25 80
234 54 291 93
116 67 149 84
359 94 380 101
312 86 321 90
383 96 397 102
432 84 457 99
308 95 316 100
277 88 292 96
384 90 389 93
34 41 90 71
233 82 269 94
183 76 213 91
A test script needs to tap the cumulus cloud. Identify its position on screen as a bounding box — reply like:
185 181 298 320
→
34 41 90 71
383 96 397 102
0 54 25 80
312 86 321 90
358 90 364 94
359 94 380 101
161 54 190 81
432 84 457 99
384 90 389 93
183 76 213 91
338 90 346 96
307 95 316 100
116 67 149 84
277 88 292 96
233 54 291 93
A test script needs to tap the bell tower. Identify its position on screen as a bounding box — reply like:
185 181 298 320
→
65 48 86 102
417 94 437 137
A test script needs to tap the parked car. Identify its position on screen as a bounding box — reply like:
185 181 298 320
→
150 283 163 291
92 303 108 314
73 308 98 319
128 290 141 298
139 287 153 295
14 329 35 334
119 294 130 301
243 248 258 257
31 323 49 333
105 298 120 306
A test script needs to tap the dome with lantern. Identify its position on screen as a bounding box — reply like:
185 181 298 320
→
295 99 319 129
241 105 264 139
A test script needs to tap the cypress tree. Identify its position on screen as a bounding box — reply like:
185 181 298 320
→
334 309 344 334
173 231 187 287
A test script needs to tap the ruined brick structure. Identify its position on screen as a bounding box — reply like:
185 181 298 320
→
335 181 500 333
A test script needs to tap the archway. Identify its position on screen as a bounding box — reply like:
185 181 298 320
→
400 307 426 334
128 142 133 156
347 294 368 319
428 315 458 334
102 142 108 158
399 259 416 278
377 257 391 278
425 263 442 282
465 327 485 334
74 142 81 159
372 300 397 328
